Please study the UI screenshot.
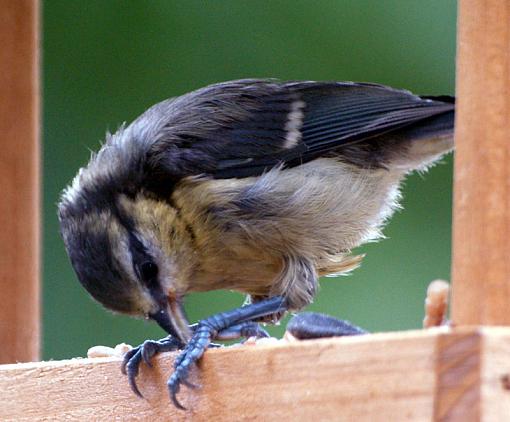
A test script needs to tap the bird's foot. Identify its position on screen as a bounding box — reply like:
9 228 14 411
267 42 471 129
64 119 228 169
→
286 312 368 340
121 297 284 409
121 324 225 398
121 335 184 398
167 321 269 409
168 296 286 409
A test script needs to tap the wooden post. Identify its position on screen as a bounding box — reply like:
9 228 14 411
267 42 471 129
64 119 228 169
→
451 1 510 325
0 0 40 363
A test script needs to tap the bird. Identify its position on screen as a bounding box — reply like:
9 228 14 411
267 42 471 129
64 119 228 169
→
58 78 454 408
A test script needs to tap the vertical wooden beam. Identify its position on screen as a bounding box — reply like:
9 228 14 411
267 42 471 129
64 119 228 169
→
452 1 510 325
0 0 40 363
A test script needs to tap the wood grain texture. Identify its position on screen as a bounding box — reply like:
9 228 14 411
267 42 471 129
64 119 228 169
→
451 0 510 325
433 328 510 421
0 0 40 363
2 328 509 421
0 331 440 421
434 330 481 421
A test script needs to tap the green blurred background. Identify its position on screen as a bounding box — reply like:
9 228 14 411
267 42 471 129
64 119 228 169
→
43 0 456 360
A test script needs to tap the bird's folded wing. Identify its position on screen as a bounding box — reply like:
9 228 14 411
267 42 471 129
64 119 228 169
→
148 80 454 180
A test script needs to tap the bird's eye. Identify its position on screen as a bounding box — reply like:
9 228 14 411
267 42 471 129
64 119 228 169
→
139 261 158 283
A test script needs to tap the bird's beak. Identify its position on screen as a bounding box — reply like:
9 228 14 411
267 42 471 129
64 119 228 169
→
150 296 192 345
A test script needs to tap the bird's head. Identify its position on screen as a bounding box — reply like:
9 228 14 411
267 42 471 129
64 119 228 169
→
58 172 195 345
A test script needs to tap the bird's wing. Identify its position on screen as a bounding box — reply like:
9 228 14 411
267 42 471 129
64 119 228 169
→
146 80 454 180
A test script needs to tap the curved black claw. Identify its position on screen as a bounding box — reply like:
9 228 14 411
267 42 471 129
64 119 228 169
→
122 347 144 397
168 324 214 409
121 336 183 398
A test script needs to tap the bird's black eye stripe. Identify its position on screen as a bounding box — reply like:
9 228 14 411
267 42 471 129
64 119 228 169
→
125 230 158 285
114 205 159 285
139 261 158 282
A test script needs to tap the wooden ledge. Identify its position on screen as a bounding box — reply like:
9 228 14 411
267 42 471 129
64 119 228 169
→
1 328 509 421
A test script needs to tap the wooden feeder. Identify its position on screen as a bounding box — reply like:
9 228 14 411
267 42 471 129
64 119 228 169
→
1 1 509 420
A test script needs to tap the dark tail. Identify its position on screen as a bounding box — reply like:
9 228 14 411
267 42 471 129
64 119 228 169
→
401 96 455 140
420 95 455 104
399 111 454 140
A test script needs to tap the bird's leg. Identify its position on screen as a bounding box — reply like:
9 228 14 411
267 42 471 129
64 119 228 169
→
122 300 280 402
168 296 287 409
286 312 368 340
